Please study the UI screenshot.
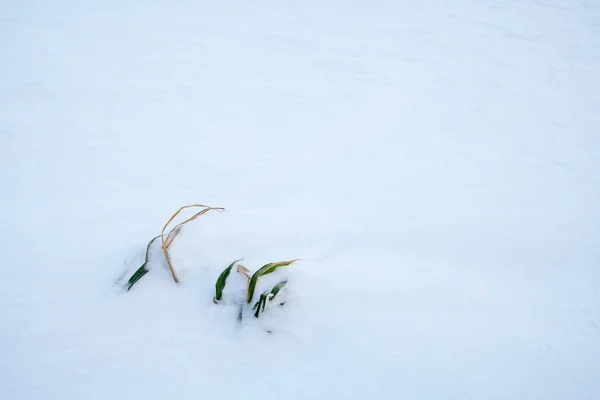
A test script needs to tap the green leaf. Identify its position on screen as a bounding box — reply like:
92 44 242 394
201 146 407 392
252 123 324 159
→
246 259 299 303
254 291 269 318
252 281 287 317
127 264 149 290
254 303 260 318
214 259 243 301
268 280 287 302
261 293 268 312
126 235 162 291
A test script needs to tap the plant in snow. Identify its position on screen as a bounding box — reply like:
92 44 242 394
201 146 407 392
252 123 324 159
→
252 280 287 318
214 259 300 319
124 203 224 290
121 203 300 328
126 234 162 290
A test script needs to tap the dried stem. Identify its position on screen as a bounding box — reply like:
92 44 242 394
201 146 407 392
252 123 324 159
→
237 264 251 280
160 204 225 283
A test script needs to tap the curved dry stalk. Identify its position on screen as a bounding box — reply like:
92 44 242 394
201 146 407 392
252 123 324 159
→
161 204 225 283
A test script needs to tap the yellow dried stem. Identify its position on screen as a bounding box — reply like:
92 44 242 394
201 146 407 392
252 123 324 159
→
163 226 181 249
160 204 225 283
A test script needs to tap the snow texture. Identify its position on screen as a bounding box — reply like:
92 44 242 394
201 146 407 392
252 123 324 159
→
1 1 600 399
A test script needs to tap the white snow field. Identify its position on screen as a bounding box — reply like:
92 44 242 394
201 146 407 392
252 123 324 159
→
2 1 600 399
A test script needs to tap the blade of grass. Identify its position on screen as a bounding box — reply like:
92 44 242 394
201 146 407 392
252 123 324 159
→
247 259 300 303
214 259 243 302
268 280 287 301
261 293 268 312
126 235 163 291
253 291 269 318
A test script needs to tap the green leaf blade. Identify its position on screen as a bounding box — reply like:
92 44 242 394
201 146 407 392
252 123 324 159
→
215 259 243 301
269 280 287 301
254 291 269 318
127 264 149 290
246 259 299 303
126 235 163 291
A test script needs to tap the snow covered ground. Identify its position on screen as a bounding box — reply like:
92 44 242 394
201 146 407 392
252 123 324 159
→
1 1 600 398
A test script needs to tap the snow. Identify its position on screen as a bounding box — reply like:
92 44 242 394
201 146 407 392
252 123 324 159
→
2 0 600 398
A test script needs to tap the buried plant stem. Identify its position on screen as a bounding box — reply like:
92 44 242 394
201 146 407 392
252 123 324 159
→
237 303 244 325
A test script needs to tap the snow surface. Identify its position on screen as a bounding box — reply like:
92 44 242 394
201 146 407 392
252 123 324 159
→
2 1 600 399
